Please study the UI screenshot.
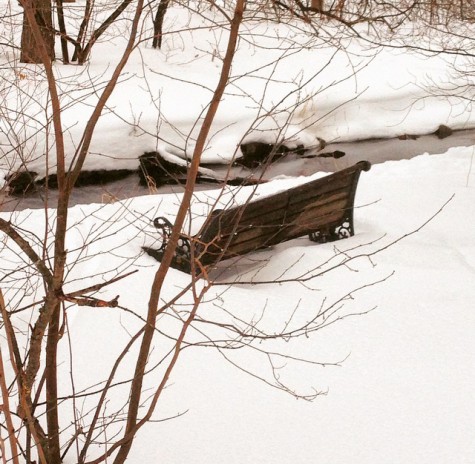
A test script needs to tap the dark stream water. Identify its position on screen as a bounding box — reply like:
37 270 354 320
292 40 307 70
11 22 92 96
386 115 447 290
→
2 128 474 212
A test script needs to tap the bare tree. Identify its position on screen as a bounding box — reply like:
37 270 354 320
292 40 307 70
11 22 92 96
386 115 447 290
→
2 1 251 462
2 0 147 460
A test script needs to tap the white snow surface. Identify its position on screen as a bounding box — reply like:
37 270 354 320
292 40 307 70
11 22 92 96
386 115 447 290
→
1 5 475 464
1 148 475 463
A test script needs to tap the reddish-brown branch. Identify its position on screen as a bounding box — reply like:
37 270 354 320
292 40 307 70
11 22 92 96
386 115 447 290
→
82 3 248 464
0 218 53 287
0 290 48 464
0 345 20 464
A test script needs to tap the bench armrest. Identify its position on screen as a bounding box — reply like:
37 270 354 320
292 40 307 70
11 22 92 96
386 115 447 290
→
152 216 174 250
143 216 192 273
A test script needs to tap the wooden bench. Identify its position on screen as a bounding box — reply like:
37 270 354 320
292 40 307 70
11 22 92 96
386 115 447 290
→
143 161 371 274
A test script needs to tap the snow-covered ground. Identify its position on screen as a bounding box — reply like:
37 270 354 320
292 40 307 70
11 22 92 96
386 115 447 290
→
132 149 474 464
1 4 475 463
1 146 474 463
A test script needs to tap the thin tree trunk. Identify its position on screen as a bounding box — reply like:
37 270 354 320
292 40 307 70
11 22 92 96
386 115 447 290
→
0 314 20 464
56 0 70 63
20 0 54 63
18 2 67 462
152 0 170 49
72 0 92 62
0 290 48 464
311 0 323 11
45 299 62 464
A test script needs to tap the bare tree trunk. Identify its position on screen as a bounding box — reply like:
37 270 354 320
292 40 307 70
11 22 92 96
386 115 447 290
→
72 0 92 62
7 0 147 460
45 299 62 464
20 0 54 63
430 0 438 24
311 0 323 11
335 0 345 18
56 0 70 63
0 293 20 464
152 0 170 49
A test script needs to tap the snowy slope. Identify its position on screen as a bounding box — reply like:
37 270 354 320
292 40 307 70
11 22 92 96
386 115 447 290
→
2 147 474 463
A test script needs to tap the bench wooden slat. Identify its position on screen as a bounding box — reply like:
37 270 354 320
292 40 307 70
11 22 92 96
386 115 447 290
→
198 205 350 263
200 173 356 237
218 190 349 232
207 188 349 230
202 195 349 251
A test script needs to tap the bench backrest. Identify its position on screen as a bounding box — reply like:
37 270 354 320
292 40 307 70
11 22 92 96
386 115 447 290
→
194 161 370 267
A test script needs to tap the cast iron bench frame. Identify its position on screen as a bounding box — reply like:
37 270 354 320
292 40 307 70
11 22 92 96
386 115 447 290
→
143 161 371 274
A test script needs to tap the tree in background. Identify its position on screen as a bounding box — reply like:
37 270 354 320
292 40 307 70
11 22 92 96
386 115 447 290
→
152 0 170 49
20 0 54 63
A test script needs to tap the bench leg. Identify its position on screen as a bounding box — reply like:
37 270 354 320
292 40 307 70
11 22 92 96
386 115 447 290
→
308 218 353 243
143 245 193 273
